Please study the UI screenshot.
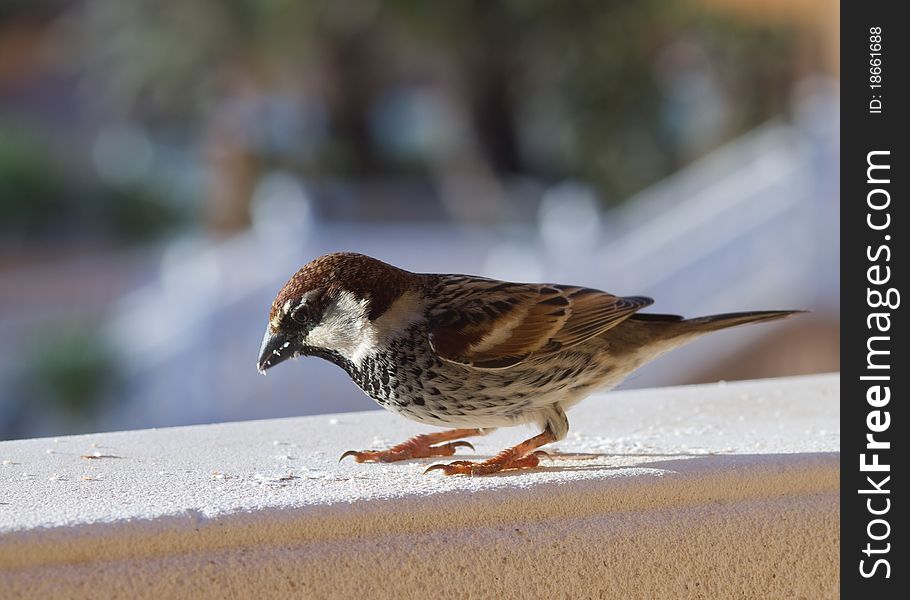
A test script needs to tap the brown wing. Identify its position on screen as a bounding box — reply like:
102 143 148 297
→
428 277 653 369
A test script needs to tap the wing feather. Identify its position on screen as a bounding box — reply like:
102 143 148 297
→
427 277 652 369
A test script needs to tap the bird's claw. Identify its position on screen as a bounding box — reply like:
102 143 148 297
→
339 450 370 463
447 441 475 452
423 461 474 476
423 464 448 475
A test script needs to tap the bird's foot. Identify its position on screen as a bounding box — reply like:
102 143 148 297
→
339 428 483 463
424 429 556 476
341 441 474 463
424 450 549 476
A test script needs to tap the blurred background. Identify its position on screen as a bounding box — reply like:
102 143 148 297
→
1 0 838 440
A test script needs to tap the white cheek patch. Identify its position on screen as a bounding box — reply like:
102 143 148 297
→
302 289 425 368
304 291 377 366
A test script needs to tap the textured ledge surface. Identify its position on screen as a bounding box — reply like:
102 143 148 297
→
1 374 839 598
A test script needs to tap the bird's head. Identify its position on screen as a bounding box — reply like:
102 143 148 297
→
257 253 420 374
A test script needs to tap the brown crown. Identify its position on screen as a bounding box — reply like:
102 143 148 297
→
270 253 418 323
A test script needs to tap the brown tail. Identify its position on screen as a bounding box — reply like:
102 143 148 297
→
682 310 806 332
630 310 806 338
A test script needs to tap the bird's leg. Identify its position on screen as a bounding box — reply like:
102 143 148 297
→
424 428 556 476
340 428 489 463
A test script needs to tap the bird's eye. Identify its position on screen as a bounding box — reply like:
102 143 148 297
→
288 290 322 327
291 305 310 325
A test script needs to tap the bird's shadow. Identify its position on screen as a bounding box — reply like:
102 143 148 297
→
402 450 839 478
424 451 703 477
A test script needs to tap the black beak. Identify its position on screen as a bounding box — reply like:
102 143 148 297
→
257 330 302 374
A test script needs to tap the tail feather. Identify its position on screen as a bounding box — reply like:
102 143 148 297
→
629 309 806 339
682 310 806 332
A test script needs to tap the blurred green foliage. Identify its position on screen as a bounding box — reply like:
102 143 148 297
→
0 120 185 242
2 0 803 240
71 0 799 204
23 322 120 419
105 183 186 243
0 122 70 236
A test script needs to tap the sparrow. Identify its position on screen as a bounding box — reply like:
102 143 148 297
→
257 252 802 476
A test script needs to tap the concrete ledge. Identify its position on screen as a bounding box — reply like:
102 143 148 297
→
1 374 839 598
